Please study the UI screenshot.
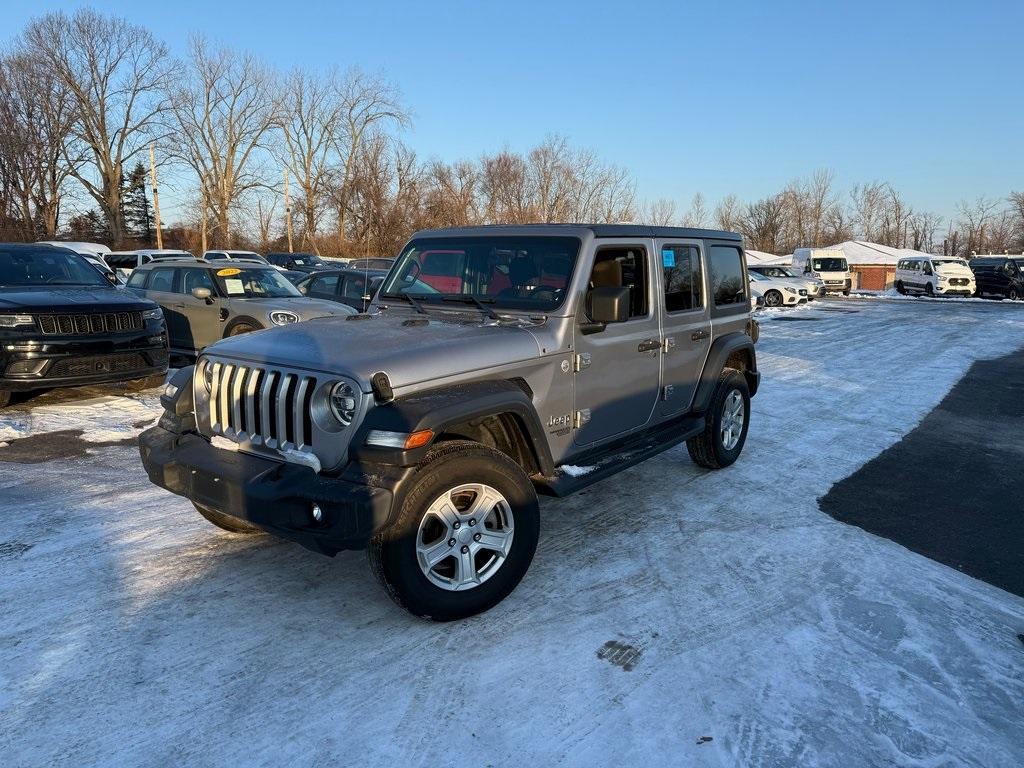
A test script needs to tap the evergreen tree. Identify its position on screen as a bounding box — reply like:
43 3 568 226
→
121 161 152 243
66 209 110 242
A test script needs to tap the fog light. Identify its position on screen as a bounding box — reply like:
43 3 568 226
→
5 359 45 375
311 503 323 523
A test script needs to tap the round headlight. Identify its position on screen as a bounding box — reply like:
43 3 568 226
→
269 310 299 326
203 362 214 392
329 381 359 427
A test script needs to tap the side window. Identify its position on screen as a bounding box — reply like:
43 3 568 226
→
126 270 148 288
181 268 215 295
309 274 339 295
343 274 367 299
708 246 747 307
147 267 176 293
589 246 648 318
661 245 702 312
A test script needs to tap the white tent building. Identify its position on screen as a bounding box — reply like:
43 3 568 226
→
747 242 937 290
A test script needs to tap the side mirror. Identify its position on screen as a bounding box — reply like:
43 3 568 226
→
585 286 630 329
104 271 117 284
191 287 213 303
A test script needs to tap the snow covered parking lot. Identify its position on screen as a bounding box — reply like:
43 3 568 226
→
2 299 1023 767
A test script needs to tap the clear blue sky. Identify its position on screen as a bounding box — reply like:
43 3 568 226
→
7 0 1023 221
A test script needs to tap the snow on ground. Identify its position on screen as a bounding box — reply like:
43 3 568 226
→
2 300 1024 767
852 288 1024 304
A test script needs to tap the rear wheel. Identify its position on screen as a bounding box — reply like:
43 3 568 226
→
192 501 265 534
687 369 750 470
1009 287 1021 301
369 440 539 621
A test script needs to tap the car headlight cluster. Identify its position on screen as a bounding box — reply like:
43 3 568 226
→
269 310 300 326
329 380 360 427
0 313 34 329
784 286 798 294
142 307 163 321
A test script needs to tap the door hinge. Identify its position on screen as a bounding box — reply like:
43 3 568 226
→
574 353 592 372
663 336 676 353
662 385 674 401
574 409 591 429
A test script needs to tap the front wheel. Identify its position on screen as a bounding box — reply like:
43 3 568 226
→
369 440 540 621
896 281 906 295
688 369 750 469
1009 287 1021 301
764 290 783 307
225 318 264 337
193 501 265 535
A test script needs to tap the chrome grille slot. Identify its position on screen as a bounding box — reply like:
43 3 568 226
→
203 358 317 452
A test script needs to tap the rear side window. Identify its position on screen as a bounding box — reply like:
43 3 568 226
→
147 268 176 292
309 274 339 294
708 246 747 307
126 270 148 288
661 245 702 312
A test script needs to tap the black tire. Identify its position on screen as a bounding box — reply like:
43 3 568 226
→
193 501 265 535
687 368 751 470
764 290 783 307
368 440 540 621
896 281 906 295
842 290 850 296
0 390 10 409
224 317 264 338
925 282 935 297
1009 287 1021 301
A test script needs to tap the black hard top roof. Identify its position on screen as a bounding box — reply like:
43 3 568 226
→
410 224 743 242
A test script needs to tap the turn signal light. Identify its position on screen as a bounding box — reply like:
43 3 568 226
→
404 430 433 450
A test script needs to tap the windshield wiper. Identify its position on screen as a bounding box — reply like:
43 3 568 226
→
391 292 427 314
439 295 498 319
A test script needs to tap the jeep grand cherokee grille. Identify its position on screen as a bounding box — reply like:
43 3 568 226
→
37 312 143 335
202 359 317 451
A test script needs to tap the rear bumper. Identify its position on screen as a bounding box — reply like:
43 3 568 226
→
138 426 402 553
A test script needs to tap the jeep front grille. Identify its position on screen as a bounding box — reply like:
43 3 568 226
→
37 312 143 335
204 360 317 450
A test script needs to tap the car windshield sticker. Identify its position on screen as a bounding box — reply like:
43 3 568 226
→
217 267 241 276
224 278 245 295
662 249 675 268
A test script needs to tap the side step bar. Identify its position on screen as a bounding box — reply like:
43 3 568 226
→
534 414 706 497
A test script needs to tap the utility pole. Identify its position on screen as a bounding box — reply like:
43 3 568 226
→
283 169 294 253
200 182 208 254
149 143 163 250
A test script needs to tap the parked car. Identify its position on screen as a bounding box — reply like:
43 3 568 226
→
126 260 356 356
792 248 851 295
0 243 168 408
264 252 332 274
140 224 760 620
969 256 1024 301
106 249 194 280
295 268 388 312
749 264 824 299
203 250 271 265
346 257 395 271
895 257 976 297
37 241 111 260
749 271 807 306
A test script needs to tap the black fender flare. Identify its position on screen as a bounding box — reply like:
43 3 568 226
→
349 379 556 475
692 332 759 413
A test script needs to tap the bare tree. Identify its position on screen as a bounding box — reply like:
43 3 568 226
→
713 194 741 232
909 211 942 253
850 181 888 242
739 194 788 253
956 196 1007 255
422 160 479 228
1006 191 1024 251
641 198 677 226
171 37 280 248
23 8 172 244
680 192 707 227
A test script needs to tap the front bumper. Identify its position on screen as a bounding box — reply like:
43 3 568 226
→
1 326 168 392
139 426 402 554
935 283 975 296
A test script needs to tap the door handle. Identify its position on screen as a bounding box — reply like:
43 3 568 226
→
691 329 710 341
638 339 661 353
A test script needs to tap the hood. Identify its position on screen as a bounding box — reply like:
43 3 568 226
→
238 296 355 318
0 285 154 312
204 308 543 390
934 264 974 279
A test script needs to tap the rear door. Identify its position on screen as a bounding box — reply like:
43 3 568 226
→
304 273 341 302
655 240 711 416
144 267 184 346
572 239 662 446
706 241 751 338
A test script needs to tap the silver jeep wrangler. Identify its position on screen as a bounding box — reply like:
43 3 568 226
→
141 225 760 620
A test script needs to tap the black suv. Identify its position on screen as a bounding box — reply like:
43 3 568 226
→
0 244 169 408
264 252 331 274
295 267 388 311
969 256 1024 300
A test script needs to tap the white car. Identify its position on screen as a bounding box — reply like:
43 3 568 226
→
749 265 825 299
204 250 291 273
895 257 976 297
749 272 807 307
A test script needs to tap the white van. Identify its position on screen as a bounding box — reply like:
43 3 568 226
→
792 248 851 295
105 249 194 280
895 256 975 297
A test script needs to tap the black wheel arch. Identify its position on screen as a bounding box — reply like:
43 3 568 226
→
692 332 759 413
350 379 557 476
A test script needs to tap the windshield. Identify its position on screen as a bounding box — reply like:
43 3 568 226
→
290 254 323 266
749 271 769 281
932 258 967 267
213 266 302 298
380 236 581 312
812 258 847 272
0 247 108 287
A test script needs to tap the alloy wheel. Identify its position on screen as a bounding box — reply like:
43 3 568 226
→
720 389 745 451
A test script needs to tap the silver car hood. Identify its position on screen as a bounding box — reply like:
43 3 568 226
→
203 308 544 391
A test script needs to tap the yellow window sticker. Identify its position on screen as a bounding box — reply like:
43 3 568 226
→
216 267 242 277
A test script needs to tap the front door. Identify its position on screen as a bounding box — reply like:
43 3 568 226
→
573 240 661 446
655 240 711 416
176 267 223 352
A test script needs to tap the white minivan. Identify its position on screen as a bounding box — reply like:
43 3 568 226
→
793 248 851 295
895 257 975 297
